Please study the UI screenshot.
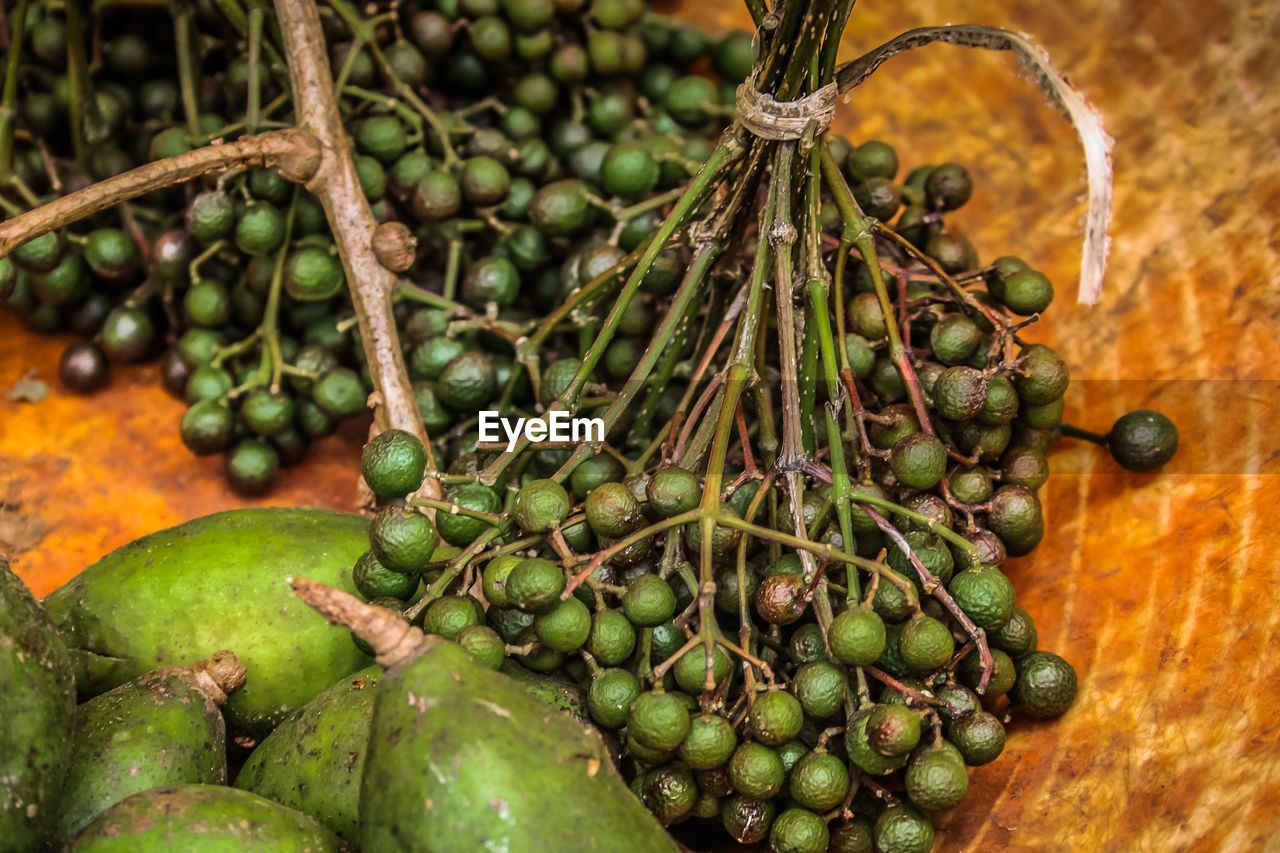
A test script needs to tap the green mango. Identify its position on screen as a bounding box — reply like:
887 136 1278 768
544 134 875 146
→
235 666 381 841
54 652 246 842
64 785 352 852
360 637 678 853
0 559 75 852
43 508 372 736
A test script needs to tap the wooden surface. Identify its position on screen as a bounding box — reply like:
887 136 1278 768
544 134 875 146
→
3 1 1279 850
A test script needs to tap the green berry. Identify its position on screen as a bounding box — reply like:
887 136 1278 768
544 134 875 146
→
370 506 436 574
461 155 511 207
672 645 730 694
622 574 676 628
769 807 829 853
423 595 483 640
436 483 501 546
602 142 659 200
588 667 642 729
627 690 691 752
284 246 345 301
312 368 367 417
988 484 1045 556
361 429 427 498
180 399 234 455
234 202 285 256
728 741 785 799
749 690 803 746
586 609 636 665
456 624 504 670
533 596 591 652
904 742 969 811
1001 268 1054 315
352 549 419 600
792 661 846 721
829 608 886 666
889 433 947 490
847 139 899 182
789 752 850 813
84 228 140 279
481 555 521 609
898 614 955 673
225 438 279 495
505 557 565 613
240 389 295 437
678 713 737 771
1010 651 1078 718
865 704 922 757
1108 409 1179 472
933 365 988 421
436 351 497 410
925 162 972 211
948 710 1006 766
512 478 571 533
990 606 1038 656
356 115 408 163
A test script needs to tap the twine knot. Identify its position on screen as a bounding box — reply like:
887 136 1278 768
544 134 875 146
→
735 81 839 140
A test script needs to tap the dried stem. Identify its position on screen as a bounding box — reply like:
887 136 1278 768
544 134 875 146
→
0 130 321 257
274 0 441 488
288 576 426 667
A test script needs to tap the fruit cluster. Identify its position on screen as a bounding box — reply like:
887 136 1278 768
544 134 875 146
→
0 0 747 492
1 0 1180 850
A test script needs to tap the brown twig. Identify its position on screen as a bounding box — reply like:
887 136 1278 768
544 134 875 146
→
0 130 321 257
274 0 442 490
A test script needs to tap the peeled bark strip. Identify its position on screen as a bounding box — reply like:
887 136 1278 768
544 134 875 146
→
0 129 321 257
274 0 439 487
837 25 1113 305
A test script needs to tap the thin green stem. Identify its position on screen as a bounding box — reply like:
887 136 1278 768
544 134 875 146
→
340 85 424 132
174 7 202 136
714 513 918 602
246 8 263 134
442 238 462 302
257 186 297 390
0 0 29 182
1060 422 1109 446
409 496 507 526
65 0 93 167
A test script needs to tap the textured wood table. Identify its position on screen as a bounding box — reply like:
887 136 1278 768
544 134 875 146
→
2 2 1278 850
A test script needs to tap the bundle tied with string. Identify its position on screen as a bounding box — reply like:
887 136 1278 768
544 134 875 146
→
735 77 840 141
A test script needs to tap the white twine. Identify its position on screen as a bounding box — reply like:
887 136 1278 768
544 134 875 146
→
735 80 839 140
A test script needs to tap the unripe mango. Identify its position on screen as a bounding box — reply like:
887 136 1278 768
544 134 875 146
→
64 785 352 852
53 650 248 842
288 578 678 853
235 666 381 841
362 639 678 852
0 559 75 852
43 508 372 736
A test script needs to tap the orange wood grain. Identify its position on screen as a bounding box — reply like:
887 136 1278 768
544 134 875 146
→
2 1 1279 850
